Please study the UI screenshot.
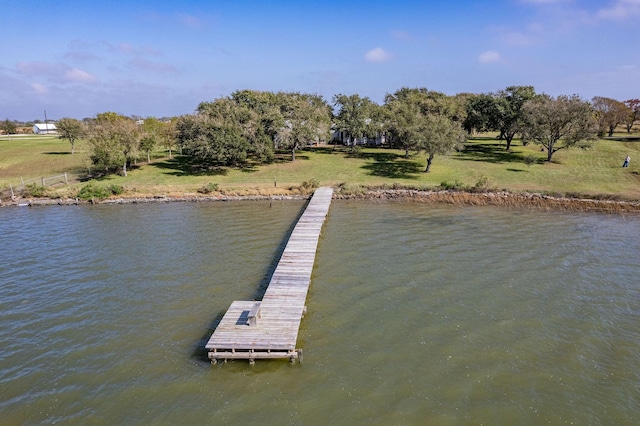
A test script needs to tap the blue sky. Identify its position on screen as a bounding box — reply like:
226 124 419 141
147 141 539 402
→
1 0 638 121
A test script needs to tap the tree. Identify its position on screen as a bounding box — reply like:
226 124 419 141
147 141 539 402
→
384 88 467 170
160 119 178 159
333 93 378 149
419 114 467 173
87 113 140 176
385 87 461 158
176 111 250 167
273 92 331 161
229 90 278 162
56 118 84 154
521 94 597 162
592 96 629 137
385 93 424 157
140 117 162 163
464 93 500 134
623 99 640 133
1 119 17 135
464 86 536 150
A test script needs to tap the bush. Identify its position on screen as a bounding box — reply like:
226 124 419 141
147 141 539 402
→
337 183 366 195
107 184 124 195
439 180 465 190
22 183 47 197
77 181 124 200
473 175 490 191
197 182 219 194
300 178 320 190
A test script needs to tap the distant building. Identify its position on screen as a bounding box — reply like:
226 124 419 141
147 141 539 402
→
33 123 57 134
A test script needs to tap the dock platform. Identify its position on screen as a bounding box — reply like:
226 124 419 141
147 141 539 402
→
205 187 333 364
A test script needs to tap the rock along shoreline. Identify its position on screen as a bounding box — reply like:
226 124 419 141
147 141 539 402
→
2 189 640 214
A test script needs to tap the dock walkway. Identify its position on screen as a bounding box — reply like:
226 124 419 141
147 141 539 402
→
205 187 333 363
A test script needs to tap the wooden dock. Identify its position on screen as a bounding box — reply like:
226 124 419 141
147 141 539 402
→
205 187 333 364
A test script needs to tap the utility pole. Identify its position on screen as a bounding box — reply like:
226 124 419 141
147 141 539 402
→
44 110 48 134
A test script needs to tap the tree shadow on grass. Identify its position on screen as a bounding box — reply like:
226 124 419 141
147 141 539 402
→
359 151 423 179
152 156 229 176
314 146 423 179
458 143 526 164
43 151 72 155
311 145 352 155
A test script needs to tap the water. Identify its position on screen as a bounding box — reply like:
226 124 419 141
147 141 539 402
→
1 200 639 424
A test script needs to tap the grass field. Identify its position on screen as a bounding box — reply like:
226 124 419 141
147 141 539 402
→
1 132 639 200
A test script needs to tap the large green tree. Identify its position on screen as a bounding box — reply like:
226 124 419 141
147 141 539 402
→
385 87 467 170
160 119 178 159
56 117 84 154
419 114 467 173
87 113 140 176
176 110 249 167
333 93 378 149
521 94 597 162
273 92 331 161
592 96 629 137
229 90 279 162
464 86 536 150
385 92 425 157
140 117 163 163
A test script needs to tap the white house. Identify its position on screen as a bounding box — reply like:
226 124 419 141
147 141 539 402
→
33 123 57 134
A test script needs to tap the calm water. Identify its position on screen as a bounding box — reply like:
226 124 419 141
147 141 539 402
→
1 200 639 425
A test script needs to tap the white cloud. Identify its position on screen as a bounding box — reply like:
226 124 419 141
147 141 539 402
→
65 68 98 83
364 47 392 63
31 83 49 94
596 0 640 20
478 50 502 64
16 61 98 85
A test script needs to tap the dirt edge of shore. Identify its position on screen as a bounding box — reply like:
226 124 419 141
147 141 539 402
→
3 189 640 214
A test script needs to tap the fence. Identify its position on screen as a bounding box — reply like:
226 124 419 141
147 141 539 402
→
3 173 69 199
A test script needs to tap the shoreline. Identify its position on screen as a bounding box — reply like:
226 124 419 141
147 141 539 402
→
2 189 640 214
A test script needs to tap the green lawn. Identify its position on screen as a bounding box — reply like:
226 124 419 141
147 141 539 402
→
1 133 639 200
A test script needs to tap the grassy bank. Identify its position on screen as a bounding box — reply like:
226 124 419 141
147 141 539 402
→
1 133 639 201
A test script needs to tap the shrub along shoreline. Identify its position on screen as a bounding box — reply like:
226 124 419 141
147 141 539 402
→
3 188 640 214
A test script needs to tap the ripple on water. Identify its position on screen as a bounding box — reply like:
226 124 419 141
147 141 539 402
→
1 201 639 424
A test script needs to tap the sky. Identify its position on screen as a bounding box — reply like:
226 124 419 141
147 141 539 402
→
1 0 639 121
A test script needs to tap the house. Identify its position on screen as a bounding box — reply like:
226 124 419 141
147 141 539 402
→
33 123 57 134
332 129 387 146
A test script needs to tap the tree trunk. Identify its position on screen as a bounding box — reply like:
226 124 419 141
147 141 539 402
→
424 152 434 172
123 160 128 177
546 146 554 162
147 151 151 163
505 136 513 150
291 148 296 161
608 126 615 137
71 141 75 155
